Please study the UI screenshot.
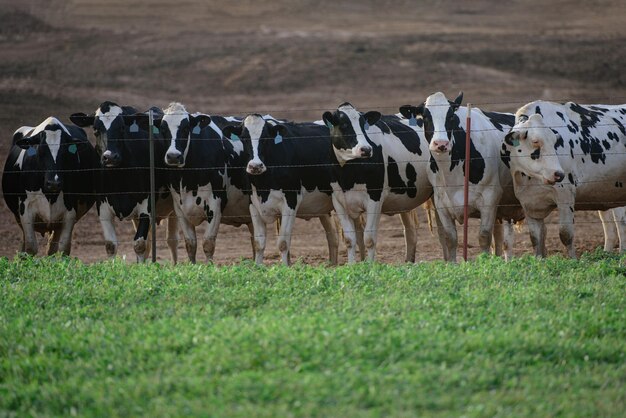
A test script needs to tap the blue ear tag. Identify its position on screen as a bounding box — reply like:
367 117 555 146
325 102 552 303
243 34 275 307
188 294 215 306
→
27 146 37 156
152 126 159 135
364 122 370 131
511 138 520 147
409 115 417 126
274 133 283 144
68 144 78 154
192 125 201 135
325 121 333 129
129 121 139 133
230 133 240 141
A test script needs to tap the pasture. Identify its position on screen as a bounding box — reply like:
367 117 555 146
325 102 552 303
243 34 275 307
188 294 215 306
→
1 253 625 416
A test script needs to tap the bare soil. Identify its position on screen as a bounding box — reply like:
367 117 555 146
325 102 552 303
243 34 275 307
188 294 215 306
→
1 0 625 264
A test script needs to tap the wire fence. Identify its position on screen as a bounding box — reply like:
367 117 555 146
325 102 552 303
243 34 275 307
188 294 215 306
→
3 99 626 261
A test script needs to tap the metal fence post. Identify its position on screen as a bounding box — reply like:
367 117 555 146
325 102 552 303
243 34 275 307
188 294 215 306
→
148 109 157 263
463 103 472 262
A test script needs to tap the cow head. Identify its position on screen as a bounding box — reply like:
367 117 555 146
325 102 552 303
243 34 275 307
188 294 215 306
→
402 92 464 155
322 103 380 165
223 114 285 175
504 113 565 185
15 117 85 194
70 101 137 167
158 102 211 168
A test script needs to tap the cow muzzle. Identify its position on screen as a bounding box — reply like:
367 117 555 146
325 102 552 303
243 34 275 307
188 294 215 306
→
44 178 62 193
545 170 565 185
430 140 450 154
101 151 121 167
357 145 372 158
247 162 266 175
165 152 184 167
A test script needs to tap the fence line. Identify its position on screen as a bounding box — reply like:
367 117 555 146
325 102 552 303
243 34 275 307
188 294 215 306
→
8 148 626 175
12 120 626 142
8 210 626 229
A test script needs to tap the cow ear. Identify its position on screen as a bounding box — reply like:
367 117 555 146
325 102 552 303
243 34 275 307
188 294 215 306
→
504 130 522 147
267 124 287 143
452 91 464 109
15 131 44 149
364 111 381 127
70 113 95 127
190 114 212 130
222 125 243 141
399 104 423 119
322 111 336 129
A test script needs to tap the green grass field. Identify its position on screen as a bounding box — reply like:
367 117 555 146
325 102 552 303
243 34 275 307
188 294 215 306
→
1 253 625 417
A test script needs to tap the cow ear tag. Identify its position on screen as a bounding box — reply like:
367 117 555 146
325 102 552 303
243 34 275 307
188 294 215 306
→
409 115 417 126
274 133 283 144
192 125 201 135
68 144 78 154
325 120 333 129
364 122 370 131
129 121 139 133
511 138 520 147
230 133 240 141
27 146 37 156
152 126 159 135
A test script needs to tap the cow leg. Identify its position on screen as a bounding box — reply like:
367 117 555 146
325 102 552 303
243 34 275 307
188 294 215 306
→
202 201 222 263
478 207 497 254
246 222 256 260
432 206 450 261
355 215 366 261
56 211 77 256
492 220 504 257
599 210 617 251
438 210 458 262
332 195 358 263
527 216 547 258
613 207 626 251
277 208 297 266
318 214 339 265
558 206 576 259
363 199 383 261
19 228 26 253
132 214 151 263
399 211 417 263
20 212 38 256
249 203 266 264
133 213 152 263
166 212 179 264
502 220 515 262
99 204 118 258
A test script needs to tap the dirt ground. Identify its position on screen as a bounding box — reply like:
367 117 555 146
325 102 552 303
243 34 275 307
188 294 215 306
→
1 0 625 264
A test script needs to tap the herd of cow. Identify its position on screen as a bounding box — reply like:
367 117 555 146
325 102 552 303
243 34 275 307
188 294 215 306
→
3 92 626 265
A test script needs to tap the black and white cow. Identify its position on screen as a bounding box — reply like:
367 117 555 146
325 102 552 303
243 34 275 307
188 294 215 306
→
2 117 98 255
70 102 178 262
399 92 524 261
503 100 626 257
222 114 339 265
157 102 253 263
321 102 433 263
